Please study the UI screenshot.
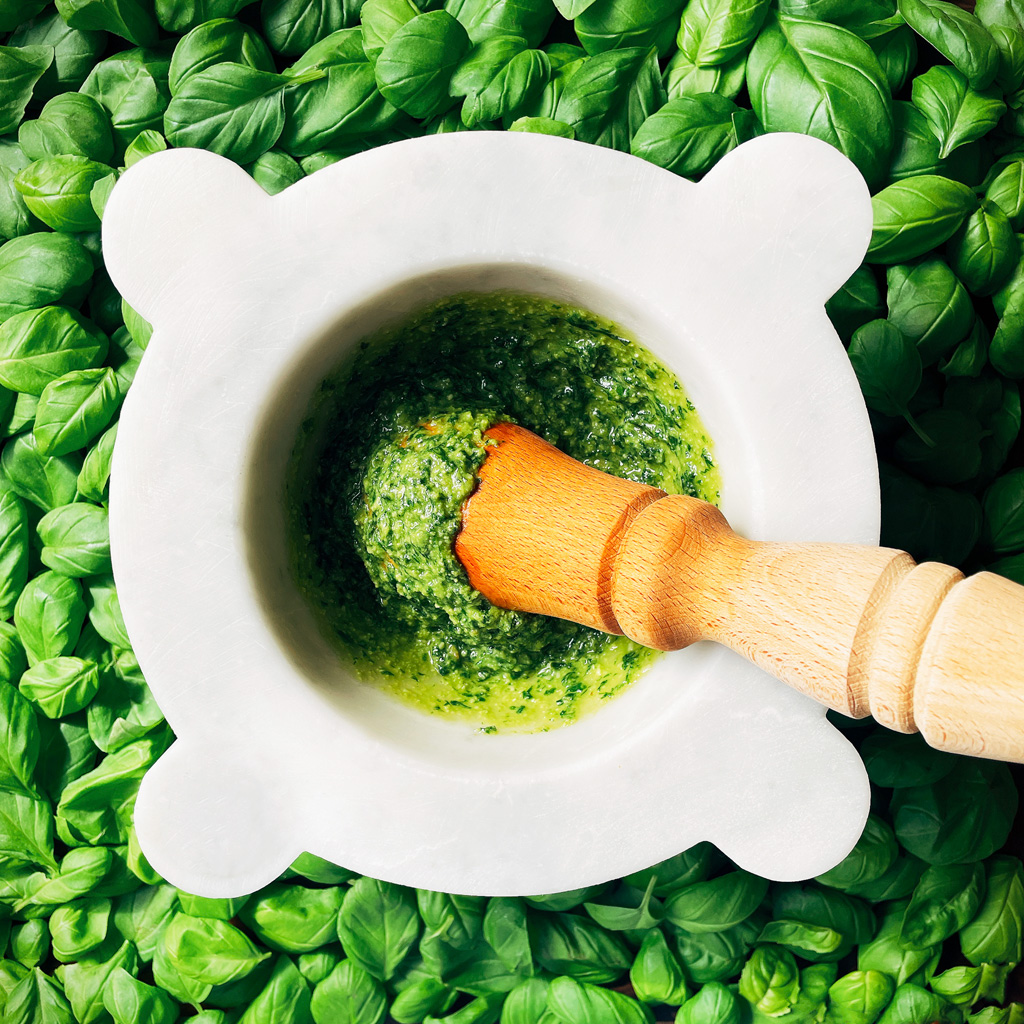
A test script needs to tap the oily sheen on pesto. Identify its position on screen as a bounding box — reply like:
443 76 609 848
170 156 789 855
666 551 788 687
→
287 292 720 731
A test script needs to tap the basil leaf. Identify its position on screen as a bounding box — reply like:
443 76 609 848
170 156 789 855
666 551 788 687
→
0 622 28 685
896 0 999 89
629 928 687 1005
444 0 554 47
82 574 131 649
827 969 895 1024
498 978 548 1024
337 877 421 981
0 486 28 619
33 367 119 459
60 938 136 1024
757 919 844 956
20 657 101 719
310 958 386 1024
240 882 343 953
631 93 744 179
546 975 649 1024
960 855 1024 966
677 0 770 67
361 0 420 62
49 895 110 961
895 407 984 484
165 63 293 164
482 897 532 975
618 843 716 901
939 316 989 378
770 884 874 963
103 966 177 1024
911 65 1004 160
120 300 151 351
584 879 662 932
246 148 303 194
238 954 312 1023
861 730 957 787
0 789 57 872
0 433 82 512
816 814 899 892
10 919 49 968
157 0 259 34
530 912 631 984
664 870 768 933
554 45 663 151
887 258 973 365
112 884 177 963
152 936 213 1008
848 319 923 423
288 851 356 885
0 307 107 398
14 571 86 666
163 913 271 987
35 712 98 805
986 160 1024 230
876 982 950 1024
871 25 918 95
858 901 939 986
890 758 1018 864
15 846 112 909
0 679 40 794
176 892 249 920
900 862 986 949
280 29 402 155
56 729 171 846
868 176 978 265
0 234 94 326
123 128 166 167
747 13 893 188
38 503 110 577
664 48 746 99
676 981 742 1024
5 966 72 1024
0 142 42 243
53 0 158 47
81 49 171 154
575 0 682 58
977 0 1024 92
86 648 163 754
881 463 984 565
375 11 469 119
262 0 362 57
7 14 106 99
982 469 1024 554
673 915 761 983
417 890 485 948
19 94 114 164
0 47 54 137
450 37 550 127
507 115 574 136
947 200 1018 298
738 944 800 1018
168 17 276 95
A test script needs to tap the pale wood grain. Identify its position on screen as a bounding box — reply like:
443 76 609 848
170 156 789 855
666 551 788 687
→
456 424 1024 761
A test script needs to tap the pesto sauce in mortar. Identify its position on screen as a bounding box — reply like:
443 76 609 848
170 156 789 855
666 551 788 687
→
287 292 720 732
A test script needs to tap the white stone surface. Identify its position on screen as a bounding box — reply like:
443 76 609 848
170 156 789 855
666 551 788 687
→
102 131 877 898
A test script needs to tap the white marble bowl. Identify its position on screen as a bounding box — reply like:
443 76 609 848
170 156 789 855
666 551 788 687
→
102 131 877 898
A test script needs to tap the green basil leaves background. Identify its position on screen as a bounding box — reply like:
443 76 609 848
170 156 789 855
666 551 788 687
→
0 0 1023 1021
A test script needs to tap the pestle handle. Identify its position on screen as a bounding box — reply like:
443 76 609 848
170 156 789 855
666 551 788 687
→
611 496 1024 762
456 424 1024 762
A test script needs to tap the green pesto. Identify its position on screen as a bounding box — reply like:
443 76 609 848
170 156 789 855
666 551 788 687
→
287 292 720 732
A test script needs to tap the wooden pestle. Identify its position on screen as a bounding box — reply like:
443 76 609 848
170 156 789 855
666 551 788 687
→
455 423 1024 762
